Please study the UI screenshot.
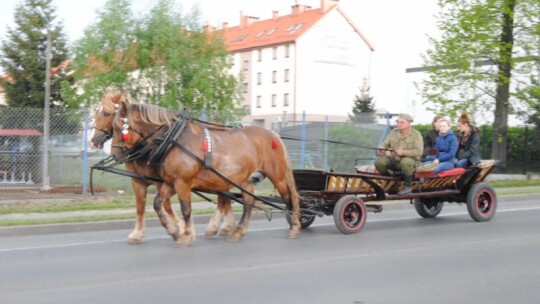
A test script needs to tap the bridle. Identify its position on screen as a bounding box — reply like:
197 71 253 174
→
110 104 168 157
92 107 115 143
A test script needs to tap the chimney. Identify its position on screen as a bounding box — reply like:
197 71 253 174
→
320 0 338 13
240 11 259 28
291 4 311 16
272 10 279 20
222 22 229 29
202 21 214 33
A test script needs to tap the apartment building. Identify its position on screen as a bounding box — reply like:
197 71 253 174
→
222 0 374 129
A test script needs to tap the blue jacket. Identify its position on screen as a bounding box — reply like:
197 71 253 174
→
435 130 458 163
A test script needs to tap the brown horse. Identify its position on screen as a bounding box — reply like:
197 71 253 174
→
110 100 301 246
90 93 236 243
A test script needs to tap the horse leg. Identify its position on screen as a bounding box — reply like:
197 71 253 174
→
157 184 185 240
153 184 179 239
204 194 223 237
228 183 255 242
128 178 147 244
218 196 236 236
273 178 301 239
175 183 197 247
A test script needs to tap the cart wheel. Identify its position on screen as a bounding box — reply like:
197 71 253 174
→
414 198 444 218
333 195 366 234
286 213 316 229
466 183 497 222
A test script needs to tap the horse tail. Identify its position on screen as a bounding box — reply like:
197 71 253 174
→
273 134 301 203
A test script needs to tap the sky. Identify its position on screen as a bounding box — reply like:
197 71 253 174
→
0 0 441 123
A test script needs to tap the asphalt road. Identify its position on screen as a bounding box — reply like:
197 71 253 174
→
1 194 539 304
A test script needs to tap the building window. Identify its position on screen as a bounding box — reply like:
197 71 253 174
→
272 47 277 59
272 70 277 83
257 49 262 61
284 69 289 82
243 83 248 93
283 93 289 106
285 45 290 58
257 72 262 85
272 94 277 107
243 60 249 70
256 95 261 108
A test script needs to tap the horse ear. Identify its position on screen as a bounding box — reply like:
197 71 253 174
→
118 99 128 117
112 92 124 104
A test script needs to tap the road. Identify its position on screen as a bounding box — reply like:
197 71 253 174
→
1 194 539 304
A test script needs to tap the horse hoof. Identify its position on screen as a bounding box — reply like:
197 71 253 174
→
227 232 243 242
288 229 300 239
127 232 144 244
176 235 194 247
204 230 218 237
219 228 233 236
127 238 143 244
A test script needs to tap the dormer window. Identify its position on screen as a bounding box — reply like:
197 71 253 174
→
234 34 248 42
286 23 304 32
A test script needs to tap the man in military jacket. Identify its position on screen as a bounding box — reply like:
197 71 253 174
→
375 113 423 195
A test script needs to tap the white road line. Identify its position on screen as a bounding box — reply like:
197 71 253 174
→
1 205 539 253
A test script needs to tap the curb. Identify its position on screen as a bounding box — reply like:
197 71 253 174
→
2 190 538 237
0 210 289 237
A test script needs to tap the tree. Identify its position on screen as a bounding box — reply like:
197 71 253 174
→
327 123 382 171
65 0 242 120
349 76 376 124
418 0 539 168
0 0 71 109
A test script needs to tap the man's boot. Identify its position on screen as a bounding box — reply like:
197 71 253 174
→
398 175 412 195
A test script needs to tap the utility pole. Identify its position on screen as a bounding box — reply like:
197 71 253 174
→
38 7 51 190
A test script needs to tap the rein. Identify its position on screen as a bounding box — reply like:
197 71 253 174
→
279 135 392 151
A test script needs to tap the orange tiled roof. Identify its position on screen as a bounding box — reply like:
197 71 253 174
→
0 61 70 93
223 4 337 52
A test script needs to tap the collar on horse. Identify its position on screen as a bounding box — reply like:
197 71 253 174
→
148 109 191 164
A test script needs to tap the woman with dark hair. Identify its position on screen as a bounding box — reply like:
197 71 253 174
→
423 115 442 161
456 113 481 167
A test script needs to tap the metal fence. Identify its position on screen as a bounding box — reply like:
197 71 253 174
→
1 107 539 200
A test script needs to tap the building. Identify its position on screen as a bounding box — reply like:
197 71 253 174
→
221 0 374 129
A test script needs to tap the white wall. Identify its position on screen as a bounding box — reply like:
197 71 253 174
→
294 9 372 118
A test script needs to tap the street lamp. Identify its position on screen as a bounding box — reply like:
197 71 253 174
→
37 7 51 190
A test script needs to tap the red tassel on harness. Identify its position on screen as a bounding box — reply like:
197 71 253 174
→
202 140 208 151
272 139 279 149
122 130 131 141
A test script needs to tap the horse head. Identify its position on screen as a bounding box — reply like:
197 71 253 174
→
91 92 128 149
110 102 175 161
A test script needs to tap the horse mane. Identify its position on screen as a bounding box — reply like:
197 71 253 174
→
128 103 178 127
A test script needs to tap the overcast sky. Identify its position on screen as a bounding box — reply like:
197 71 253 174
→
0 0 440 123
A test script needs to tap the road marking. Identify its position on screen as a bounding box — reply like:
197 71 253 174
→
1 205 539 253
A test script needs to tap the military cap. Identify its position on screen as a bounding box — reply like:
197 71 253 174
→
398 113 414 122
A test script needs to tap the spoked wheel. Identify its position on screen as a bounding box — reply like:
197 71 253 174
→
333 195 366 234
286 212 316 229
414 198 444 218
466 183 497 222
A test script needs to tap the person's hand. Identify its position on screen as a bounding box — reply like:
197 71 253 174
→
433 159 440 165
384 150 393 157
395 148 403 156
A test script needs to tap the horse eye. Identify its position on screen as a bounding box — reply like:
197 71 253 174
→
104 112 110 117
